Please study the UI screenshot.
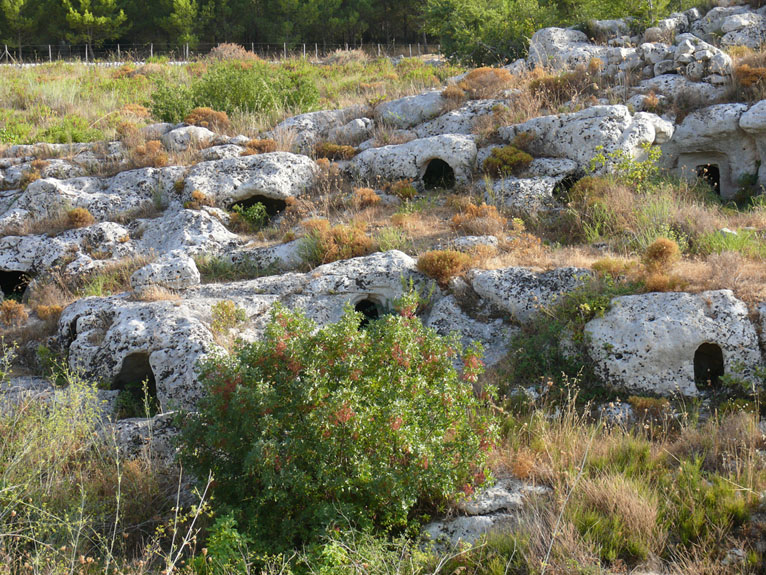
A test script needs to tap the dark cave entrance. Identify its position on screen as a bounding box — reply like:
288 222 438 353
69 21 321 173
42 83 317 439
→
694 343 725 388
355 298 383 328
0 270 30 300
554 174 581 199
113 352 159 419
696 164 721 195
230 194 288 218
422 158 456 190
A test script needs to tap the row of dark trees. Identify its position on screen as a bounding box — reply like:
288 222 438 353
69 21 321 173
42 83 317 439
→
0 0 430 58
0 0 704 64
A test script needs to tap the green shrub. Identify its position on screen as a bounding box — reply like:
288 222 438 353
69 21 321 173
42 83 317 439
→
179 294 495 550
191 61 319 116
150 80 194 123
482 145 533 177
230 202 269 233
696 228 766 259
506 275 640 394
41 115 105 144
210 300 247 333
662 458 750 546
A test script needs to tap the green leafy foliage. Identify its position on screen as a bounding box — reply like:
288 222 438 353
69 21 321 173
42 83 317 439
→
150 61 320 122
179 293 495 550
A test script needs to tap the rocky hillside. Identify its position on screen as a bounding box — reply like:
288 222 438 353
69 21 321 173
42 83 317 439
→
5 1 766 572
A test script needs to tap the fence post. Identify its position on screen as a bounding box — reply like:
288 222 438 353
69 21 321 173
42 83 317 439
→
417 43 421 55
283 42 287 59
48 45 52 63
315 43 318 59
303 43 306 59
150 43 153 59
345 42 348 51
409 44 412 57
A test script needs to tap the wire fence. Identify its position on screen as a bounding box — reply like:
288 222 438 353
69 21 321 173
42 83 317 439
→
0 41 442 65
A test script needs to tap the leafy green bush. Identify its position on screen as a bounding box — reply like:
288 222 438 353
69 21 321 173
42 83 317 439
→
41 114 105 144
150 80 194 123
150 62 320 122
230 202 269 233
191 61 319 116
179 294 495 550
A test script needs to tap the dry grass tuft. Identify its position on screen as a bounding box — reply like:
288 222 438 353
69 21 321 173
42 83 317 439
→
455 67 513 100
133 286 181 302
450 202 507 236
241 138 278 155
314 142 357 160
205 42 260 61
130 139 168 168
482 145 533 177
300 218 375 266
417 249 471 285
643 237 680 273
184 189 215 210
0 300 28 327
352 187 381 209
385 179 417 200
67 207 96 229
184 107 231 132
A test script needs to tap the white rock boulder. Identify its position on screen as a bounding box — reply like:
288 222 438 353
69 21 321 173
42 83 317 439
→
351 134 477 186
585 290 763 396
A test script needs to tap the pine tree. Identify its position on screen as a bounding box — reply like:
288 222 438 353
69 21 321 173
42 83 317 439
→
62 0 127 59
0 0 36 61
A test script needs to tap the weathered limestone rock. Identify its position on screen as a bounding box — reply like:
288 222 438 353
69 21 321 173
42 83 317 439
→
112 413 179 464
327 117 374 146
59 297 218 410
425 295 516 367
423 478 548 547
527 28 608 71
667 103 756 199
268 106 366 153
739 100 766 186
137 208 241 255
484 176 561 213
229 239 304 272
182 152 316 206
160 125 218 151
376 91 447 129
468 267 592 323
1 166 185 232
130 250 201 295
585 290 762 396
414 99 504 138
351 134 477 186
499 106 670 169
200 144 246 161
58 251 436 411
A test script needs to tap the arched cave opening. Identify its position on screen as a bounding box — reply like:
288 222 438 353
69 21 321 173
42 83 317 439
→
422 158 456 190
113 352 160 419
0 270 30 300
694 342 725 389
696 164 721 195
230 194 287 218
553 174 581 199
355 298 384 328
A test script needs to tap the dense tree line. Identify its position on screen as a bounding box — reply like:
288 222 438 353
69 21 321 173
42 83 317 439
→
0 0 702 62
